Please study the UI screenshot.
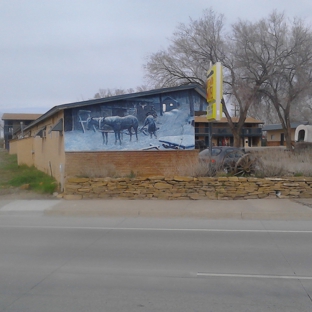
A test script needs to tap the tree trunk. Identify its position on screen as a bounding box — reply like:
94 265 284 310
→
232 129 241 147
284 127 293 150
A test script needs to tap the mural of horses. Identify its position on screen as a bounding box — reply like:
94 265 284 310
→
86 117 110 144
101 115 139 145
141 115 157 138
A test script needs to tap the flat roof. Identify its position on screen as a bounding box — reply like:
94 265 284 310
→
1 113 42 121
195 116 264 124
262 121 308 131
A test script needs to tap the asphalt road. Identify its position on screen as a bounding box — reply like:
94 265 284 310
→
0 199 312 311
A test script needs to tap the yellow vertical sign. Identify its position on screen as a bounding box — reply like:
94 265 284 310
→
206 70 215 103
206 62 223 121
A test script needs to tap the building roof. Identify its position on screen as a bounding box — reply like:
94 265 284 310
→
195 115 264 124
23 84 206 131
262 121 309 131
1 113 42 121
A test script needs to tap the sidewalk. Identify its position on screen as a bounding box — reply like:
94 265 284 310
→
1 197 312 220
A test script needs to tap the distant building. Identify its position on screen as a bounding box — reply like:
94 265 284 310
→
262 121 309 146
1 113 42 150
195 115 264 149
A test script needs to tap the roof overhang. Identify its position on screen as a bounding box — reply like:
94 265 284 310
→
48 118 63 134
34 126 46 138
23 84 206 131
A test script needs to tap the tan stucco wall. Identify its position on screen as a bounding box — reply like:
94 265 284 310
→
32 131 65 184
12 111 65 188
13 137 35 166
9 139 18 155
266 129 296 144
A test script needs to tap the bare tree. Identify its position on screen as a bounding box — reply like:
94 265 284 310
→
144 9 225 88
296 92 312 123
221 32 268 146
144 9 268 146
250 12 312 149
219 15 289 145
144 10 312 148
247 97 279 124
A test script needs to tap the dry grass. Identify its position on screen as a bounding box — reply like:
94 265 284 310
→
176 147 312 178
250 148 312 177
176 158 214 177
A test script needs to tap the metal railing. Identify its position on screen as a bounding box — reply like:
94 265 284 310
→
195 127 262 137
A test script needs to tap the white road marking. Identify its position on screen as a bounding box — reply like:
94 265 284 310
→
0 225 312 233
197 273 312 280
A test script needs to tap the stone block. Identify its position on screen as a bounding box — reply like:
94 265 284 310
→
77 188 91 193
67 178 90 183
173 176 194 182
154 182 173 189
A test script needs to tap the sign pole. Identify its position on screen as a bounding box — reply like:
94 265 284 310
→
206 62 223 156
209 122 213 154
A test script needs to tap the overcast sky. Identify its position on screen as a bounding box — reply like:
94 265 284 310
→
1 0 312 114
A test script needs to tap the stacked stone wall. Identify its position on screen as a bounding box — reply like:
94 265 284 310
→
63 176 312 200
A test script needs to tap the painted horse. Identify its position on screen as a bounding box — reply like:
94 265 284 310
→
101 115 139 145
86 117 110 144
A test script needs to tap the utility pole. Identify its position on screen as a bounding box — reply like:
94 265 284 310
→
231 102 239 117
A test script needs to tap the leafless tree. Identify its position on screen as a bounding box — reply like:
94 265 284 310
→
297 92 312 123
144 9 225 88
221 27 269 146
240 12 312 149
144 9 312 148
144 8 268 146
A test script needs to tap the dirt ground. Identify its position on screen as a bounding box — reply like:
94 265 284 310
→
0 147 58 200
0 187 57 200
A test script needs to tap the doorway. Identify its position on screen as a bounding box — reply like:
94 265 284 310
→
280 133 284 146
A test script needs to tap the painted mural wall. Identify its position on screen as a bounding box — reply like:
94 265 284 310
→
64 90 206 151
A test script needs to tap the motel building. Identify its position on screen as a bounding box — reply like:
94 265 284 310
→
7 84 262 191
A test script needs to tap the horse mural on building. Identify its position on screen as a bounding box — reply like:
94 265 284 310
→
101 115 139 145
86 117 110 144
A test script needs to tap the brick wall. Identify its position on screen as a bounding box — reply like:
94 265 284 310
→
65 150 198 178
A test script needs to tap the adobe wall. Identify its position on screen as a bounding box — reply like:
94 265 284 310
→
13 137 35 166
9 139 19 155
11 111 66 187
63 176 312 200
266 129 296 146
65 150 198 178
33 132 65 185
11 134 65 186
